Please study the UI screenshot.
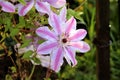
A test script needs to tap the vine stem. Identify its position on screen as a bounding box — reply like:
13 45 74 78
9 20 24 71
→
74 0 87 11
45 68 52 80
28 65 35 80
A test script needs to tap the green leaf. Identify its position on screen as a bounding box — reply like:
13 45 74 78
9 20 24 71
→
5 18 11 32
31 57 41 64
67 9 83 21
20 39 32 48
18 0 26 5
17 16 25 28
10 28 19 37
10 66 17 73
22 50 33 59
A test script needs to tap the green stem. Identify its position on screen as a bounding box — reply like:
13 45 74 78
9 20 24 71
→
28 65 35 80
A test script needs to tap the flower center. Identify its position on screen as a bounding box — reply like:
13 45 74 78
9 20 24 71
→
62 38 67 43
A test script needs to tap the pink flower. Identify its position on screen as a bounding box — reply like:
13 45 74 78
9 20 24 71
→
36 7 90 72
0 0 15 12
45 0 66 8
17 0 66 16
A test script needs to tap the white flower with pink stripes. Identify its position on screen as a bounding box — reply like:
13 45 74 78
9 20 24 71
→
0 0 15 12
36 7 90 72
16 0 66 16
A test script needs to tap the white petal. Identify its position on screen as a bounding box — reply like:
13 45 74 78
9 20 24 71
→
39 55 51 67
37 41 58 55
35 1 50 14
64 47 77 67
0 1 15 12
44 0 58 4
70 41 90 53
50 47 64 72
59 6 67 22
65 17 76 34
50 0 66 8
69 29 87 41
48 12 62 35
36 26 57 41
18 0 34 16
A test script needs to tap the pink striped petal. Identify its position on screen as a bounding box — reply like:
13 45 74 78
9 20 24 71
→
59 6 67 22
64 47 77 67
37 41 58 55
0 1 15 12
51 47 63 72
69 29 87 41
39 55 51 68
44 0 58 4
36 26 57 41
50 0 66 8
65 17 76 34
18 0 34 16
70 41 90 53
35 1 50 14
48 13 62 35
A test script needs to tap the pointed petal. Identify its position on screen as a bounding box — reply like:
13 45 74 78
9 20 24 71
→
39 55 51 67
50 0 66 8
36 26 57 41
65 17 76 34
35 1 50 14
64 47 77 67
70 41 90 53
37 41 58 54
51 47 63 72
18 0 34 16
59 6 67 22
69 29 87 41
48 13 62 35
64 53 71 66
44 0 58 4
0 1 15 12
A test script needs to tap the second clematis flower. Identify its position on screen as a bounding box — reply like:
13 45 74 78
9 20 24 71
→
36 7 90 72
17 0 66 16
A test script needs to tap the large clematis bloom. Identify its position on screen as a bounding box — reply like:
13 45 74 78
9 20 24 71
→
17 0 66 16
0 0 15 12
36 6 90 72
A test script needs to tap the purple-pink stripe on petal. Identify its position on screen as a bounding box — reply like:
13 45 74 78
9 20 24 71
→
65 47 77 66
0 1 15 12
53 14 61 34
82 43 90 51
70 41 90 52
69 29 87 41
59 6 66 22
54 47 63 71
66 17 76 33
49 0 66 8
19 0 34 16
36 27 57 40
19 6 27 16
37 42 57 52
36 1 49 13
70 42 83 48
44 0 58 4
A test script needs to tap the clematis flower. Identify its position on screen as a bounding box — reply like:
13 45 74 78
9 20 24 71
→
17 0 66 16
0 0 15 12
36 7 90 72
